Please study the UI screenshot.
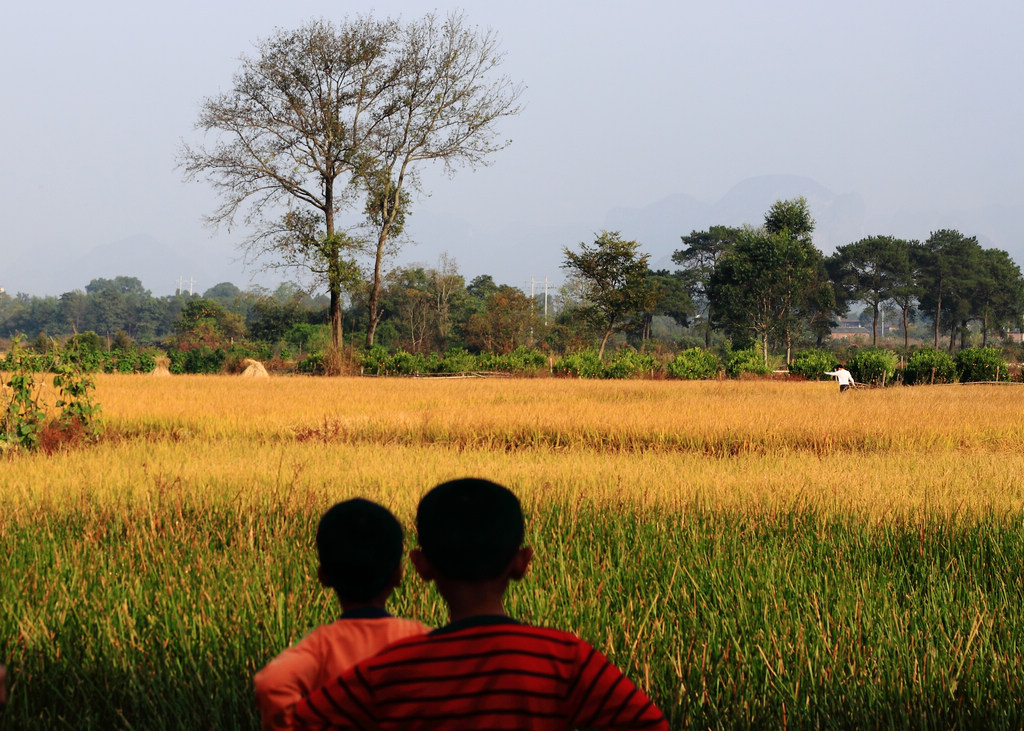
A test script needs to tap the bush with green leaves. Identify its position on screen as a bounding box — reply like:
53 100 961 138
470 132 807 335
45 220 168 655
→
296 353 325 375
168 347 225 375
603 349 660 379
954 346 1010 383
100 349 157 375
438 348 478 374
847 348 898 386
788 349 837 381
552 349 605 379
901 348 957 385
358 345 392 376
725 347 772 378
478 346 548 375
667 347 719 380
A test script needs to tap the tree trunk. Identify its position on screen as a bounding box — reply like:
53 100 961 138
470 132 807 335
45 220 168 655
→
598 328 612 361
325 188 343 351
872 303 879 346
704 305 712 349
329 292 344 351
365 231 387 348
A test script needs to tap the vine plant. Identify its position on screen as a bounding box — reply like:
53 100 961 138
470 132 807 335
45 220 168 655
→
1 337 102 452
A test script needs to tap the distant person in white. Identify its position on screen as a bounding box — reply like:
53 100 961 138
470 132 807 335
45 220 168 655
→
824 366 856 392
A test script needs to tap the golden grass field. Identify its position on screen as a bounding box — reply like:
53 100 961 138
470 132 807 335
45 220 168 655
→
5 373 1024 728
5 373 1024 519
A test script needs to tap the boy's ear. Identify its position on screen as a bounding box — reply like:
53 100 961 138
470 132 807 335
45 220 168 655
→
508 546 533 581
409 548 436 581
387 560 404 589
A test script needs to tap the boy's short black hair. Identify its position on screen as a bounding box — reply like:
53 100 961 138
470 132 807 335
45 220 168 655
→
416 478 524 581
317 498 404 603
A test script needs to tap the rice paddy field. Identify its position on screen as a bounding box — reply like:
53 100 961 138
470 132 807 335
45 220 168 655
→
3 374 1024 729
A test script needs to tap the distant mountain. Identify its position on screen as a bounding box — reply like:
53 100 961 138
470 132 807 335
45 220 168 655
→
5 175 1020 298
3 234 255 297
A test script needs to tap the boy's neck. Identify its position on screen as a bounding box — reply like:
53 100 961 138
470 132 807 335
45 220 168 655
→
437 578 509 623
339 598 390 617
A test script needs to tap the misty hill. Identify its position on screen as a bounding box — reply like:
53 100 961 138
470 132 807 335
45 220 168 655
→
3 234 250 298
5 175 1020 298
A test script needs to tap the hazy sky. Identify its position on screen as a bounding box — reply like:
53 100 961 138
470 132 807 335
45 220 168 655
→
3 0 1022 296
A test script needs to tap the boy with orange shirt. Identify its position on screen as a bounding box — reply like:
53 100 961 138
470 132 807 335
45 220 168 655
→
254 498 429 730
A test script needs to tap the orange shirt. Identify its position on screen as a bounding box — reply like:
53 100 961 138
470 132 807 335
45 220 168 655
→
254 613 430 731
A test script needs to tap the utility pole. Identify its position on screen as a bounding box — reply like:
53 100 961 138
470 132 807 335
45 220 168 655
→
531 277 551 326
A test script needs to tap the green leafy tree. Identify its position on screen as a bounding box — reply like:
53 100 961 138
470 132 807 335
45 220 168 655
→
561 231 658 360
828 236 914 346
971 248 1024 346
172 299 247 351
763 197 821 363
709 202 823 367
631 269 693 349
915 229 983 351
464 285 541 354
888 240 922 350
672 225 740 348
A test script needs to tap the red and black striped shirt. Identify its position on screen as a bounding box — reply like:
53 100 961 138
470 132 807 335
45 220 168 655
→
293 615 667 730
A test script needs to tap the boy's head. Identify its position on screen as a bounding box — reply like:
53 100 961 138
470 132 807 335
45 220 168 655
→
316 498 404 604
415 478 525 581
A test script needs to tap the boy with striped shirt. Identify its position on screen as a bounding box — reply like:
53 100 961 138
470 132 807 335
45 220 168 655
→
293 478 668 731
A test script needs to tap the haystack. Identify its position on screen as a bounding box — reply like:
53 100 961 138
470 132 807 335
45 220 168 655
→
151 356 172 377
240 358 269 378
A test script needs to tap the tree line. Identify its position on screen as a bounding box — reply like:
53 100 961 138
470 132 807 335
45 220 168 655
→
669 198 1023 364
3 195 1020 374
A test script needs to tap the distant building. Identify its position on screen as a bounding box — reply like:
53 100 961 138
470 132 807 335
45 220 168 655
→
830 318 870 342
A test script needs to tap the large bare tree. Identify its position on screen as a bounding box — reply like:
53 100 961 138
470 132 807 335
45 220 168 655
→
354 12 523 346
180 12 522 352
180 17 397 350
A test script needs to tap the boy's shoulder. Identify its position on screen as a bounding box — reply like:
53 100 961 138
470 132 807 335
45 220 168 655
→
267 615 430 668
367 617 595 664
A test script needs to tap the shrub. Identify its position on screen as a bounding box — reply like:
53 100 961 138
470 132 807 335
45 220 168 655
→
604 349 661 379
389 350 432 376
725 348 772 378
136 352 157 374
438 348 478 374
667 348 719 380
847 348 898 386
478 346 548 375
954 347 1010 383
167 346 226 374
902 348 957 385
788 349 837 381
359 345 392 376
552 349 605 379
296 353 325 375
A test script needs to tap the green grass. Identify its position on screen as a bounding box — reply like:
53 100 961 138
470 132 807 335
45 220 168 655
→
3 500 1024 729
